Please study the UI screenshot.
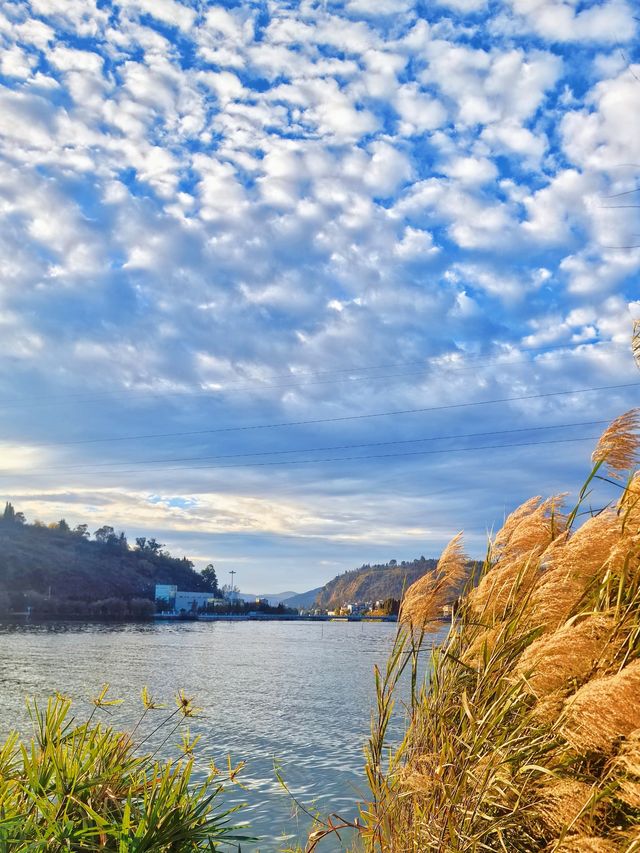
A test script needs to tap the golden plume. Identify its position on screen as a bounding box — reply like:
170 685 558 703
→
561 659 640 754
610 728 640 809
550 838 620 853
526 510 620 632
535 780 600 835
514 612 619 700
591 409 640 479
400 532 466 629
470 495 566 620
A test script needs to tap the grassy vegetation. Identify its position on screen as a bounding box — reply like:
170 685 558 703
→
0 687 251 851
342 410 640 852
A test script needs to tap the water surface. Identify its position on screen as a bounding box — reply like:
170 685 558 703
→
0 620 439 851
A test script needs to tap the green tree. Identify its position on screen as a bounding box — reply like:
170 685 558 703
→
201 564 219 595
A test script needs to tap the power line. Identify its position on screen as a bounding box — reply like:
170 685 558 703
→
10 434 602 480
35 418 610 473
0 340 625 410
28 381 640 449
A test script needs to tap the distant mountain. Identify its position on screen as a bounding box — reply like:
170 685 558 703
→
315 558 440 610
239 590 298 606
284 587 324 609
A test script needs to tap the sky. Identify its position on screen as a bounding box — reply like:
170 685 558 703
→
0 0 639 593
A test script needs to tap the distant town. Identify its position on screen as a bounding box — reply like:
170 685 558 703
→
154 583 403 621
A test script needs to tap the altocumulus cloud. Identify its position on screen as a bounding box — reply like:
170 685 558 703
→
0 0 639 589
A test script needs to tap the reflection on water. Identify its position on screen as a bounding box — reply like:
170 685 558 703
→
0 620 442 851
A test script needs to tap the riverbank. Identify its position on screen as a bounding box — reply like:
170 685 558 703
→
156 611 398 622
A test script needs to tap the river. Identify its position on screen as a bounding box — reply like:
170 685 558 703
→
0 619 447 851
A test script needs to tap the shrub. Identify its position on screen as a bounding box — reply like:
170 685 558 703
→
0 687 252 851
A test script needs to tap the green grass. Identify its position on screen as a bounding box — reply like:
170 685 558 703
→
0 688 252 851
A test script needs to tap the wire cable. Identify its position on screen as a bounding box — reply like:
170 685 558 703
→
9 434 602 480
0 340 625 410
27 380 640 449
34 418 610 473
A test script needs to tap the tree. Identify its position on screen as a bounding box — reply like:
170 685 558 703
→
201 564 219 595
94 526 117 545
58 519 70 533
2 502 15 524
15 511 26 525
146 538 163 555
74 524 89 538
135 537 147 551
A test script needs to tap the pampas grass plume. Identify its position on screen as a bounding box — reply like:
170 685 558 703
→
561 659 640 754
400 531 466 629
591 409 640 478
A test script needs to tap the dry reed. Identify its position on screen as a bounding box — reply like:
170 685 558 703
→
535 780 599 835
591 409 640 478
469 496 565 621
560 659 640 754
525 510 622 632
514 613 620 698
611 729 640 809
349 412 640 853
399 531 466 629
550 838 620 853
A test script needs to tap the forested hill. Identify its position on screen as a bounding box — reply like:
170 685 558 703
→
0 503 210 612
315 557 440 610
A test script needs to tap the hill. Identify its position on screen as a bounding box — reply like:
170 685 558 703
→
285 587 324 609
0 504 213 619
240 590 299 606
315 558 440 610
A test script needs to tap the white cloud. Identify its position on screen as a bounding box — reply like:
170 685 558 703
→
394 83 447 133
395 227 438 259
438 0 487 9
125 0 197 32
0 45 36 79
441 156 497 185
561 67 640 174
508 0 637 43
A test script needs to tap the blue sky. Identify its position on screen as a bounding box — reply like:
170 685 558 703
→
0 0 639 592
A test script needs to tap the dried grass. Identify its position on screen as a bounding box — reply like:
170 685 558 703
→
352 413 640 853
526 511 621 631
633 320 640 372
470 496 565 620
561 659 640 754
514 613 620 699
399 531 466 629
591 409 640 478
535 780 599 835
611 728 640 808
550 838 620 853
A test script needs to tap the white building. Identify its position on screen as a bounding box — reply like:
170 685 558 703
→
155 585 224 614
